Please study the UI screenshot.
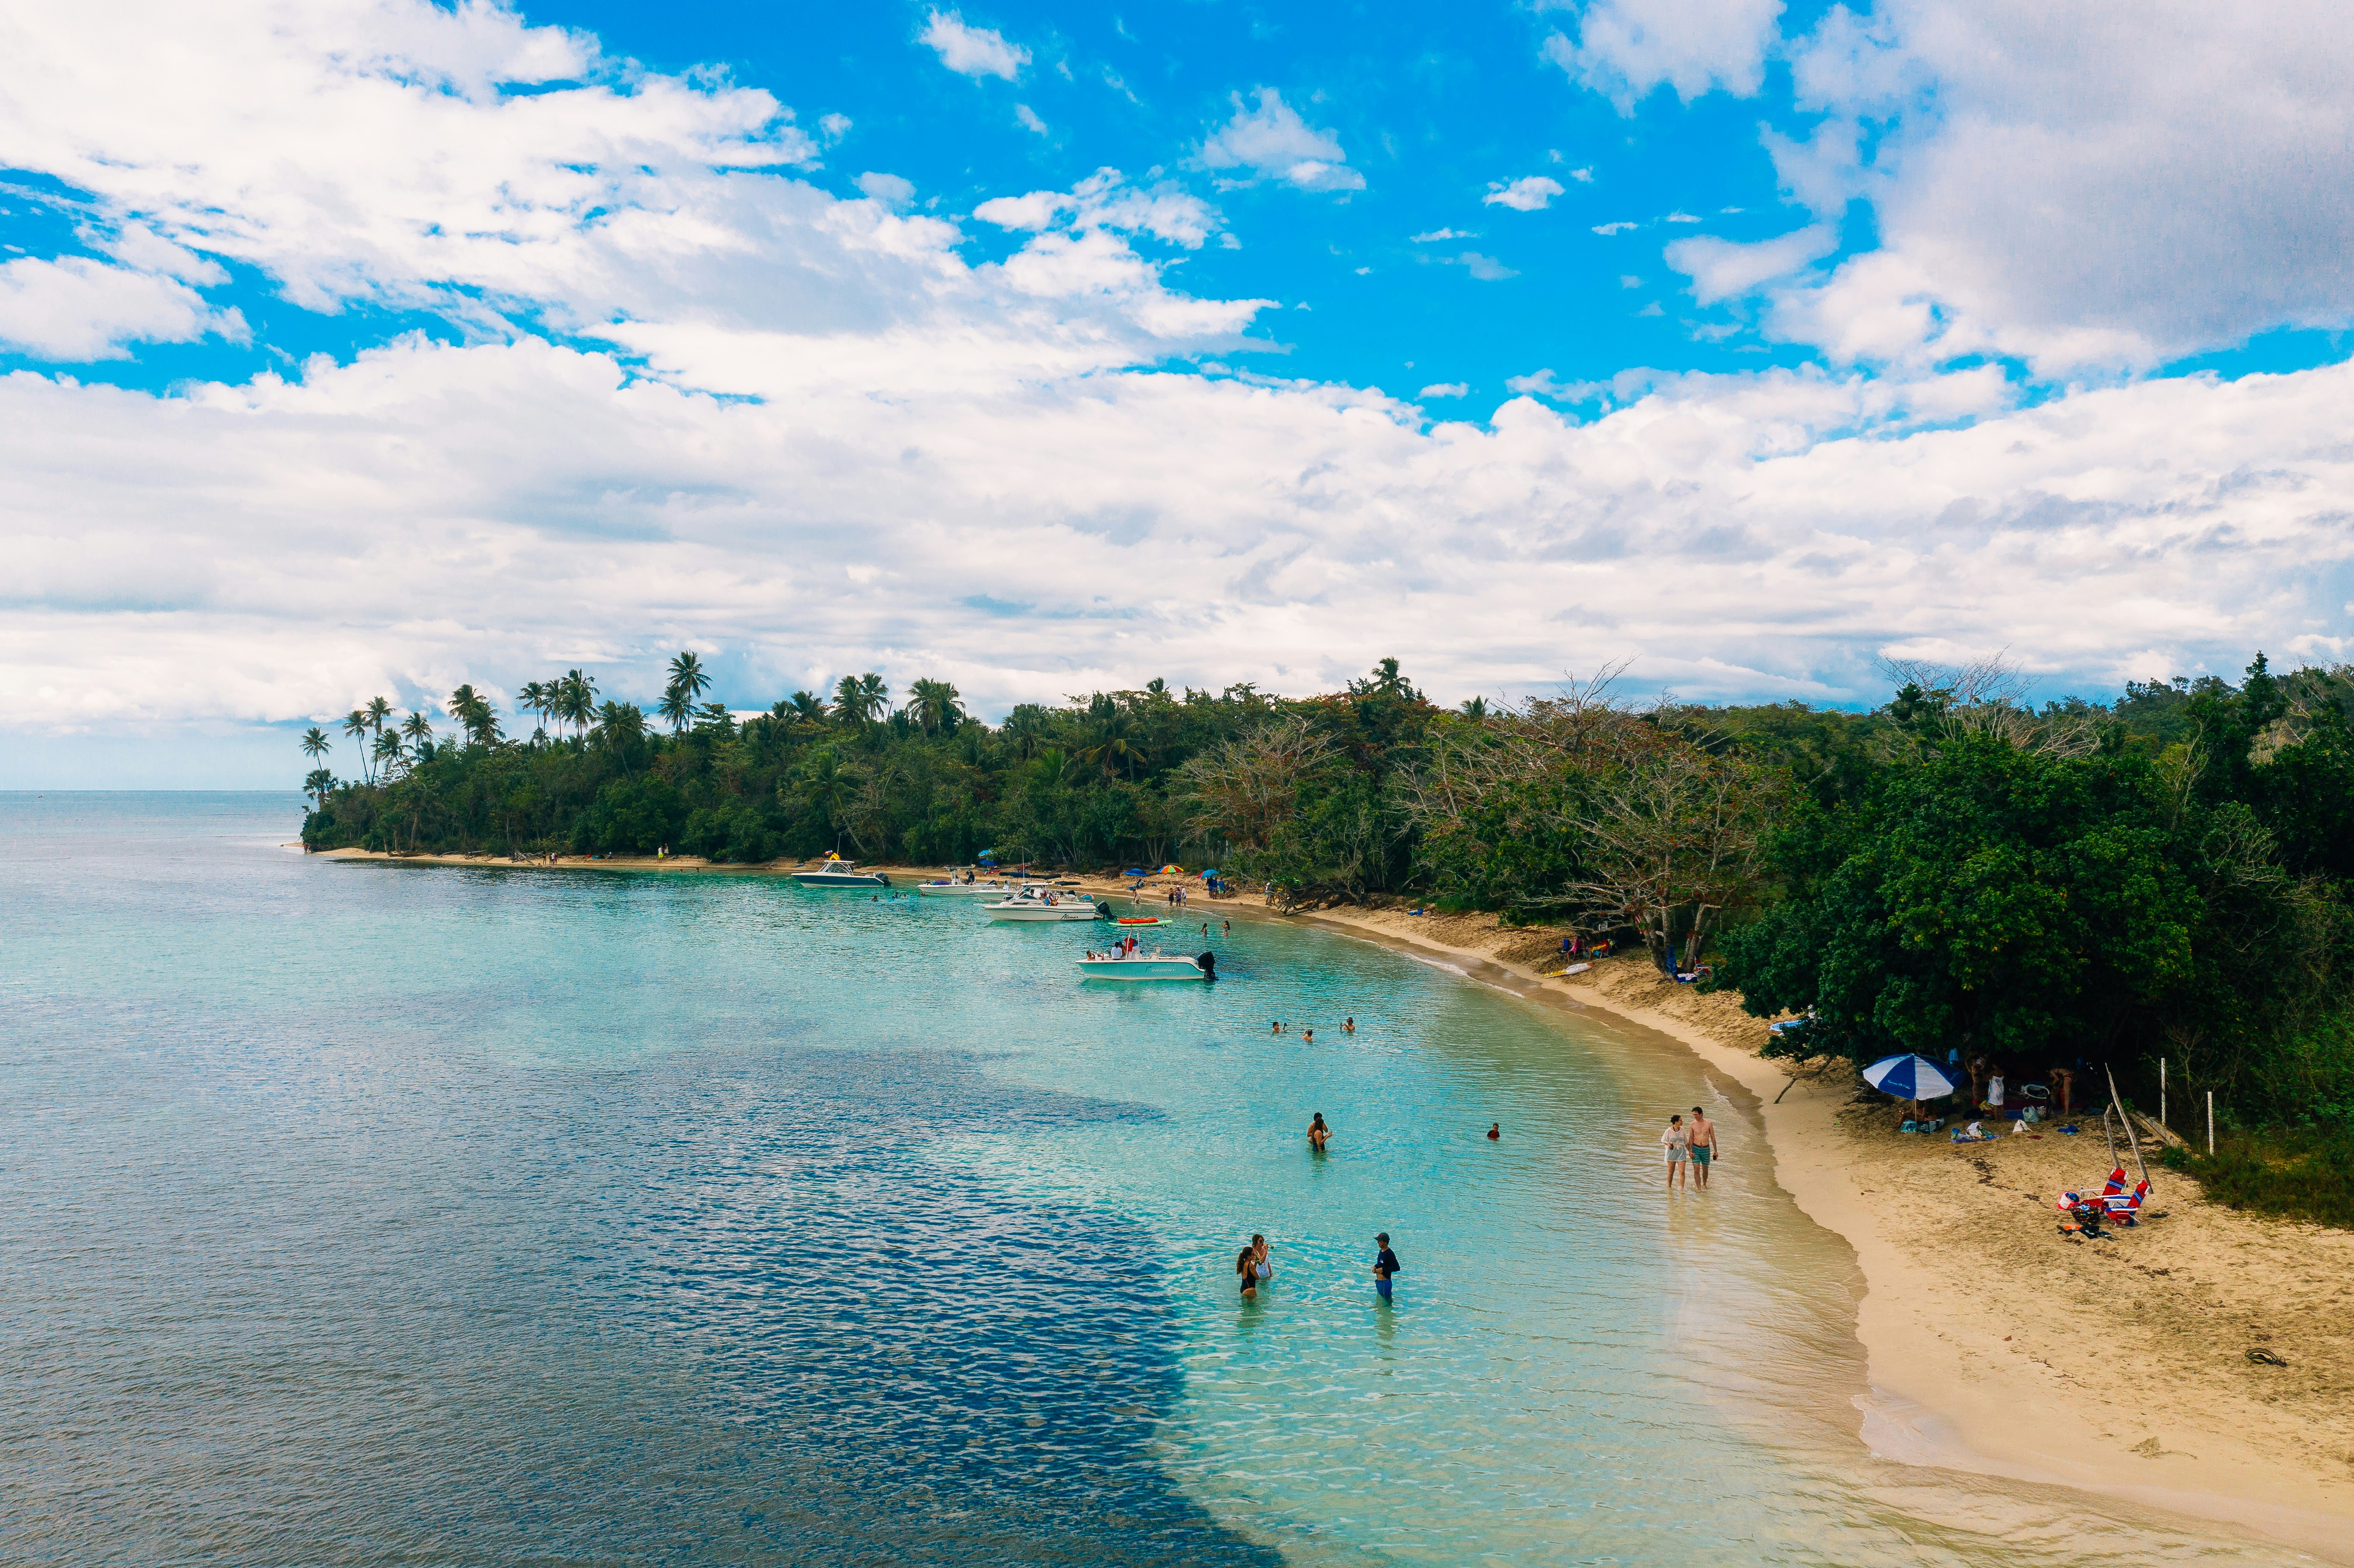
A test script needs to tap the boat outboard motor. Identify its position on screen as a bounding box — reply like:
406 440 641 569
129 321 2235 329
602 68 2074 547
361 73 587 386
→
1095 899 1112 918
1196 951 1217 980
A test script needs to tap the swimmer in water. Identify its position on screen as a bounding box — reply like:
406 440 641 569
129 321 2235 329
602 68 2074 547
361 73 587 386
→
1308 1112 1330 1151
1343 1017 1354 1034
1303 1027 1314 1044
1488 1122 1501 1141
1271 1020 1282 1034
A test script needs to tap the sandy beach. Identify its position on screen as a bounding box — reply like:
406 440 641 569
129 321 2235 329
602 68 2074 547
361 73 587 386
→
321 849 2354 1552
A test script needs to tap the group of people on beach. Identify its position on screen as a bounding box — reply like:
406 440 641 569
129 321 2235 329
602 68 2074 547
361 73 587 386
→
1660 1108 1719 1190
1235 1231 1402 1301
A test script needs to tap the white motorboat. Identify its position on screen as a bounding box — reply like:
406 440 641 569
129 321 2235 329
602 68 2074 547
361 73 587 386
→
1077 948 1216 980
793 856 889 887
983 887 1105 922
915 875 1022 898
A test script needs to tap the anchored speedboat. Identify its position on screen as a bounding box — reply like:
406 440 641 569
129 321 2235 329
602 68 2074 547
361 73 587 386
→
983 887 1108 922
1077 948 1216 980
915 872 1021 897
793 855 888 887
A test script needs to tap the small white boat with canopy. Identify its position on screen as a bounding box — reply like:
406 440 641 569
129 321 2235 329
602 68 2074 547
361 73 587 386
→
793 855 888 887
915 869 1023 897
1077 947 1216 980
982 887 1105 922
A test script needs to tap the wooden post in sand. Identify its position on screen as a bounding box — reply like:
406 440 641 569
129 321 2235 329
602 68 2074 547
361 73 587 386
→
2207 1091 2214 1156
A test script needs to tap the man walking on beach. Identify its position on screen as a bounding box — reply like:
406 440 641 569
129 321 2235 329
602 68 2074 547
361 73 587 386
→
1688 1105 1717 1190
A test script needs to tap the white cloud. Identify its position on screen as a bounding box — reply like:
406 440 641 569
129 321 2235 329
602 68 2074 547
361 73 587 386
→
1015 103 1048 135
1453 252 1519 282
1758 0 2354 371
918 9 1029 80
1419 382 1470 398
1593 221 1638 235
18 342 2346 746
1666 224 1837 305
1664 211 1700 223
1543 0 1785 111
856 171 917 208
1569 167 1596 183
1411 228 1475 243
4 0 2354 774
1620 274 1643 288
1484 176 1566 212
818 112 852 143
0 255 247 360
1199 88 1365 193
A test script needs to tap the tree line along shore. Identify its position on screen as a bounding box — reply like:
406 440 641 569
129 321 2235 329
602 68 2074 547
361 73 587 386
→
299 651 2354 1226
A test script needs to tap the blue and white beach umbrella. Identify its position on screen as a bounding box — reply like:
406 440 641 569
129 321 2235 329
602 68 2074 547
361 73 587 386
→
1862 1053 1960 1100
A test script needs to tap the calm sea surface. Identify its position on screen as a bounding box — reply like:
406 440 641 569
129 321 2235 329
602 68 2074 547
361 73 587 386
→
0 794 2302 1564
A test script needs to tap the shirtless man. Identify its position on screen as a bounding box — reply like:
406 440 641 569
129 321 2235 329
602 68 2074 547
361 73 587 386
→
1687 1105 1718 1190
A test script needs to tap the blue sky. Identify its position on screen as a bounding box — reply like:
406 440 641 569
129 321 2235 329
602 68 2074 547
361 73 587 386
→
2 0 2351 784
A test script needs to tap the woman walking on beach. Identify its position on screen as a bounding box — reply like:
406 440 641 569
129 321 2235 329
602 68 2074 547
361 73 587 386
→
1662 1114 1690 1192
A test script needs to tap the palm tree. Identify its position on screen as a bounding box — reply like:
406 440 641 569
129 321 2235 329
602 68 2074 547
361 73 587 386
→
301 726 331 764
786 690 828 726
1079 709 1149 779
303 767 335 809
906 677 965 735
365 695 393 748
658 684 694 733
447 685 500 748
594 700 646 775
832 671 888 725
518 680 548 735
557 669 597 737
342 709 374 784
373 729 405 778
401 710 434 750
660 650 710 733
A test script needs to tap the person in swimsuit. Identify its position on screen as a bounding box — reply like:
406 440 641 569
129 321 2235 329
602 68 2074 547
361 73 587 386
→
1303 1028 1314 1044
1343 1017 1354 1034
1372 1232 1400 1300
1688 1105 1717 1189
1487 1121 1500 1141
1252 1233 1273 1287
1236 1246 1258 1299
1662 1114 1690 1191
1271 1020 1282 1033
1308 1112 1330 1151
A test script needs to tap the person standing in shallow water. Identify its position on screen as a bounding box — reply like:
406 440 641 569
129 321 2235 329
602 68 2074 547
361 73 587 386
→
1688 1105 1717 1189
1236 1246 1259 1300
1662 1114 1690 1192
1372 1232 1401 1300
1308 1112 1330 1151
1487 1122 1501 1141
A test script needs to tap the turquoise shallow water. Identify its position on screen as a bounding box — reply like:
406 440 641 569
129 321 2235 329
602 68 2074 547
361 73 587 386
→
0 794 2306 1564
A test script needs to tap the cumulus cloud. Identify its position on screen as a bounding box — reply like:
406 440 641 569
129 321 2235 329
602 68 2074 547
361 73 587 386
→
3 0 2352 772
9 341 2347 742
1199 88 1365 193
918 9 1029 80
1666 224 1837 305
1543 0 1785 110
0 255 247 360
1419 382 1470 398
1756 1 2354 371
1484 176 1566 212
